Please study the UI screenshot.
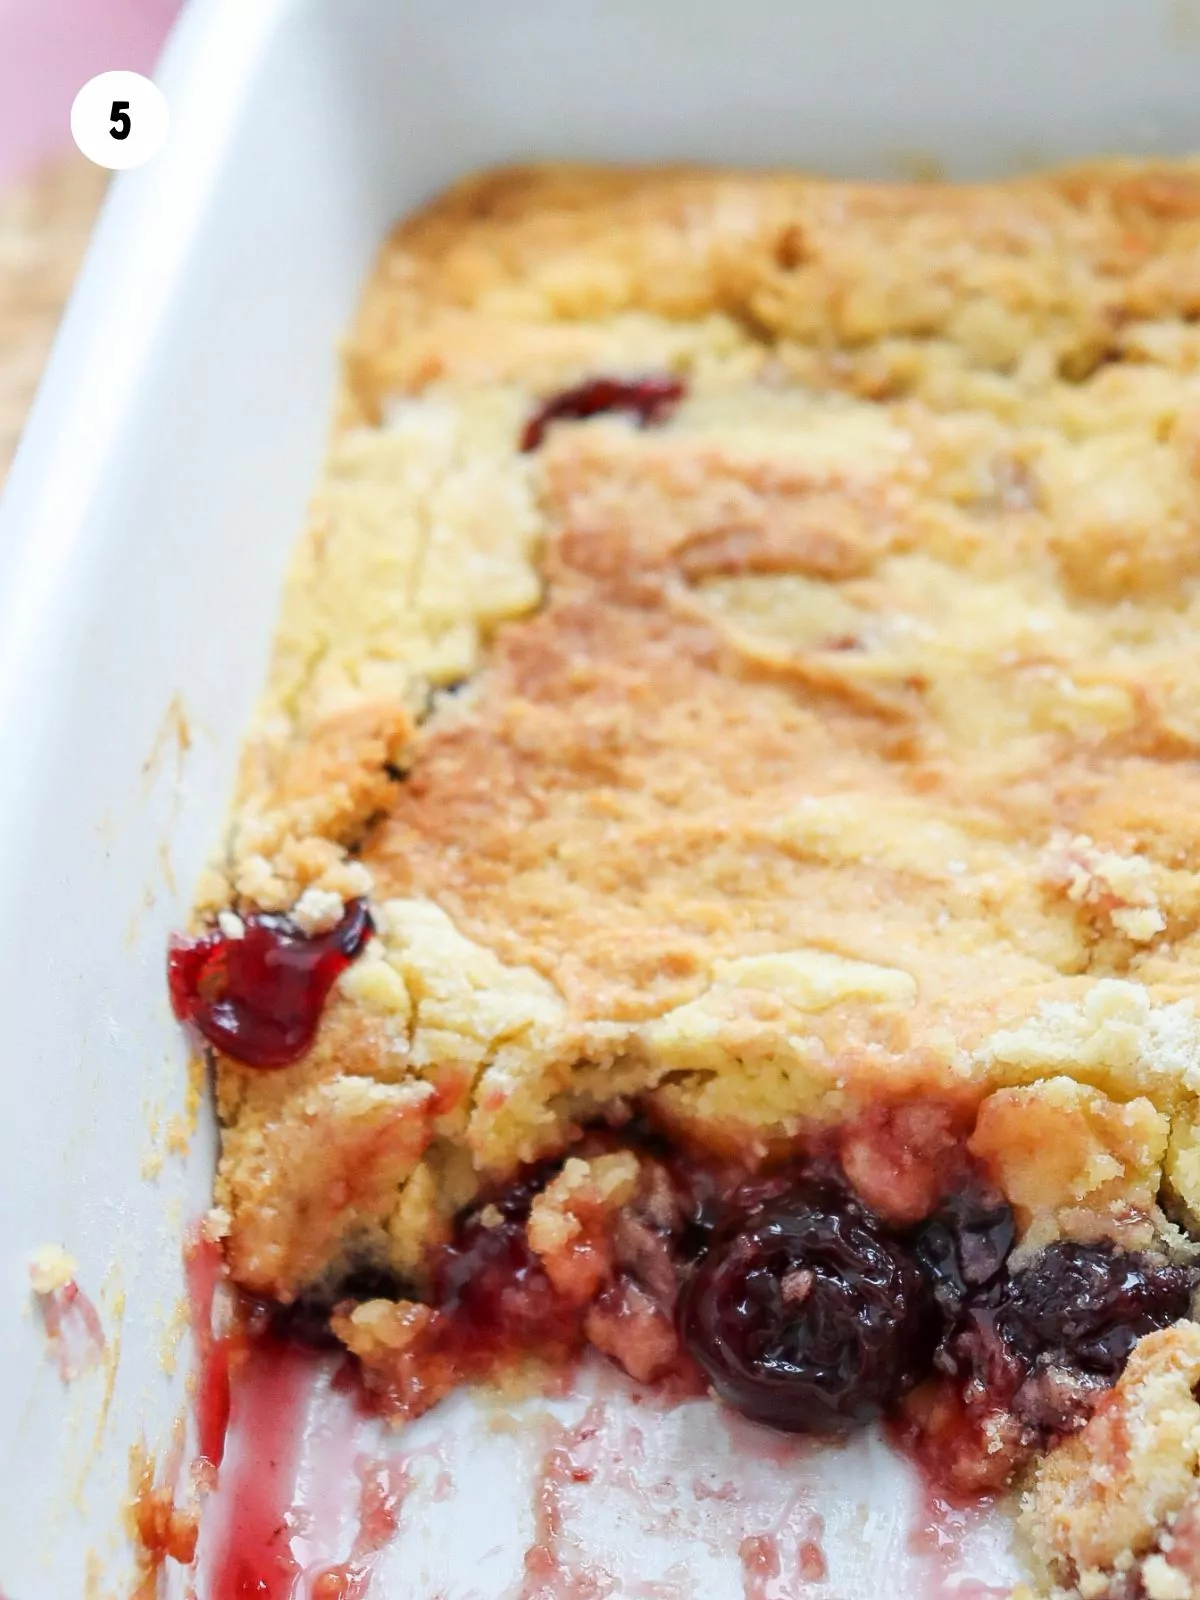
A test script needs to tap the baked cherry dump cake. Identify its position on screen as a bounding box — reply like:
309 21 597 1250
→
171 161 1200 1598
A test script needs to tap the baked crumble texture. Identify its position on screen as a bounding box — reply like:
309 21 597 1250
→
203 162 1200 1589
1020 1322 1200 1597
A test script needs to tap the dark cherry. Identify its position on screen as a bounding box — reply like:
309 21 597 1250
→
928 1238 1196 1458
434 1200 577 1355
677 1180 935 1433
167 900 373 1068
242 1122 1196 1486
269 1265 410 1350
999 1241 1195 1379
911 1188 1014 1321
519 374 685 452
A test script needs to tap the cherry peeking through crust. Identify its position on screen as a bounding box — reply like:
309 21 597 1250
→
520 375 685 452
167 900 373 1068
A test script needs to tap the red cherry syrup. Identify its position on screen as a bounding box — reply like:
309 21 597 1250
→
520 375 685 452
167 899 373 1068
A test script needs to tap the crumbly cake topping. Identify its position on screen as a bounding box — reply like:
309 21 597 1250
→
209 161 1200 1266
1021 1323 1200 1595
188 163 1200 1592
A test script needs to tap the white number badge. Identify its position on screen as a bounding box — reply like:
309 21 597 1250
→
71 71 169 171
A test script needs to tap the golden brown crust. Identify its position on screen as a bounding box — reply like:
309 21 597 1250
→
344 161 1200 422
192 163 1200 1581
206 164 1200 1352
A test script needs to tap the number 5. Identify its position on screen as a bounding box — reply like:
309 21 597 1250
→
109 100 131 141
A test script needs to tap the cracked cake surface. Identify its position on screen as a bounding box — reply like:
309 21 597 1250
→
178 161 1200 1597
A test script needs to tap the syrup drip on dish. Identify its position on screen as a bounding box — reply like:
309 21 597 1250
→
203 1332 313 1600
184 1230 235 1469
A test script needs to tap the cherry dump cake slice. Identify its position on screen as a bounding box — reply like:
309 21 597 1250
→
172 162 1200 1597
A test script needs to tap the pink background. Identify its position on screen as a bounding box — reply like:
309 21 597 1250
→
0 0 180 184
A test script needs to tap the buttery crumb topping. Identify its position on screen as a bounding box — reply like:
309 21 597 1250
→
189 163 1200 1595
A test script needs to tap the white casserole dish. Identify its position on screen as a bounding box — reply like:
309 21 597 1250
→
1 2 1199 1594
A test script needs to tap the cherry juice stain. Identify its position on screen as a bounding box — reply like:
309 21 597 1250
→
517 1417 589 1600
737 1493 829 1600
184 1228 313 1596
185 1230 235 1469
310 1459 409 1600
907 1482 1012 1600
183 1229 413 1599
515 1388 833 1600
205 1333 315 1600
34 1276 104 1382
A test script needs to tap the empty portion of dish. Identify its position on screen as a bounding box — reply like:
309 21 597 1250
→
171 162 1200 1599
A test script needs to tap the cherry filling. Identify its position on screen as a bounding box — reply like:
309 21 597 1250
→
898 1200 1197 1495
996 1240 1194 1377
273 1169 586 1405
167 900 373 1068
676 1180 936 1433
922 1233 1194 1458
234 1127 1197 1501
519 374 686 452
266 1157 1195 1477
431 1182 583 1363
910 1186 1015 1317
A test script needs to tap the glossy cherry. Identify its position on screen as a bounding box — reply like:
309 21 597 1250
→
167 900 372 1068
911 1187 1015 1321
677 1179 935 1433
998 1240 1194 1379
911 1217 1196 1483
519 375 685 451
